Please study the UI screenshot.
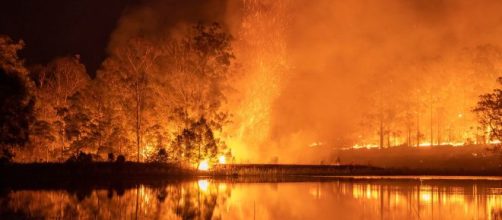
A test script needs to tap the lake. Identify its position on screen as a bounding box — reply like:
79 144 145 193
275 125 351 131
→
1 176 502 219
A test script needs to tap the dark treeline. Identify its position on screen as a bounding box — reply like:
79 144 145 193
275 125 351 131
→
0 22 235 167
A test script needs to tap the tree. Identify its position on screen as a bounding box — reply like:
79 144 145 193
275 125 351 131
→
161 22 234 122
99 22 234 164
101 37 162 162
31 55 90 161
159 23 233 165
0 35 35 162
62 74 132 159
28 120 55 162
474 77 502 141
171 118 220 167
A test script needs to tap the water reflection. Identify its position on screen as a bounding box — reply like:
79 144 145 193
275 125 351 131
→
1 178 502 219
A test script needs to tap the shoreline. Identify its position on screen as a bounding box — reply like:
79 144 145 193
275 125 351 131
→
2 162 502 179
2 162 502 191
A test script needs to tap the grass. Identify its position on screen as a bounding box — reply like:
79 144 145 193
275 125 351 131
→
2 161 502 188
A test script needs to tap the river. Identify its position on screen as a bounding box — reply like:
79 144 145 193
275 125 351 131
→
1 176 502 219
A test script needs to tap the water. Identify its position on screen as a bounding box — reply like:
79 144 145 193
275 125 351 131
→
2 177 502 219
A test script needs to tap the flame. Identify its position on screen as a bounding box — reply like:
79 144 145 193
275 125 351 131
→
141 143 156 161
223 0 289 163
352 144 379 149
198 160 209 171
309 142 324 147
197 179 209 192
218 155 226 164
421 192 432 203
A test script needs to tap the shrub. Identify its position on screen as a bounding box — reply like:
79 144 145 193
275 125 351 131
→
116 155 125 163
147 148 168 163
0 149 14 165
107 152 115 162
66 152 93 163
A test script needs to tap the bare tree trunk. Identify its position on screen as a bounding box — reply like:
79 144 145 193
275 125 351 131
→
416 96 420 147
416 113 420 147
136 82 141 163
379 118 384 149
408 126 412 147
60 118 66 161
198 144 201 168
387 131 391 148
437 114 441 145
97 101 103 154
430 94 433 147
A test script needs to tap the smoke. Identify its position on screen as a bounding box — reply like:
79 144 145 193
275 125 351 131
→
107 0 502 163
107 0 238 53
263 0 502 162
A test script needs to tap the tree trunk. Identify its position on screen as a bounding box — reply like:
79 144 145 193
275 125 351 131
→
379 118 384 149
430 96 433 147
136 82 141 163
408 126 412 147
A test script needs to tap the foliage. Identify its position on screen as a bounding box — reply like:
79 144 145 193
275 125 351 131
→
0 22 235 164
96 22 234 164
0 149 14 164
0 69 34 146
0 35 27 75
0 36 35 160
100 35 162 162
28 55 90 161
171 118 222 166
116 155 126 163
160 22 234 121
107 152 115 162
474 77 502 141
65 151 93 163
147 148 168 163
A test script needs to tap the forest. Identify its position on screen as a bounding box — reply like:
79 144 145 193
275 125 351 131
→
2 0 502 166
0 23 235 168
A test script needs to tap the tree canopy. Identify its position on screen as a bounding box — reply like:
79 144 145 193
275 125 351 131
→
474 77 502 141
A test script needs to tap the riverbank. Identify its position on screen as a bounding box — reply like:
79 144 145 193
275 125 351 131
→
2 162 502 182
0 162 381 181
333 144 502 170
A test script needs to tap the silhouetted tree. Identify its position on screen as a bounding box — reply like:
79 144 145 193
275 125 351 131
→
0 36 35 162
147 148 168 163
172 118 220 167
108 152 115 162
474 77 502 141
116 154 126 163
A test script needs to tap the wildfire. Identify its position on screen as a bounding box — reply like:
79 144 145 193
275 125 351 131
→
309 142 324 147
198 160 210 171
197 179 209 192
218 155 226 164
349 140 502 149
417 142 465 147
351 144 379 150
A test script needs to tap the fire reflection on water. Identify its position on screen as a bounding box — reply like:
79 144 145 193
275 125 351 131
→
1 179 502 219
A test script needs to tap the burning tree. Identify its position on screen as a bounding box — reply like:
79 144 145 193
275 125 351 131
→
172 118 219 167
0 22 235 164
161 22 234 166
94 22 234 165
